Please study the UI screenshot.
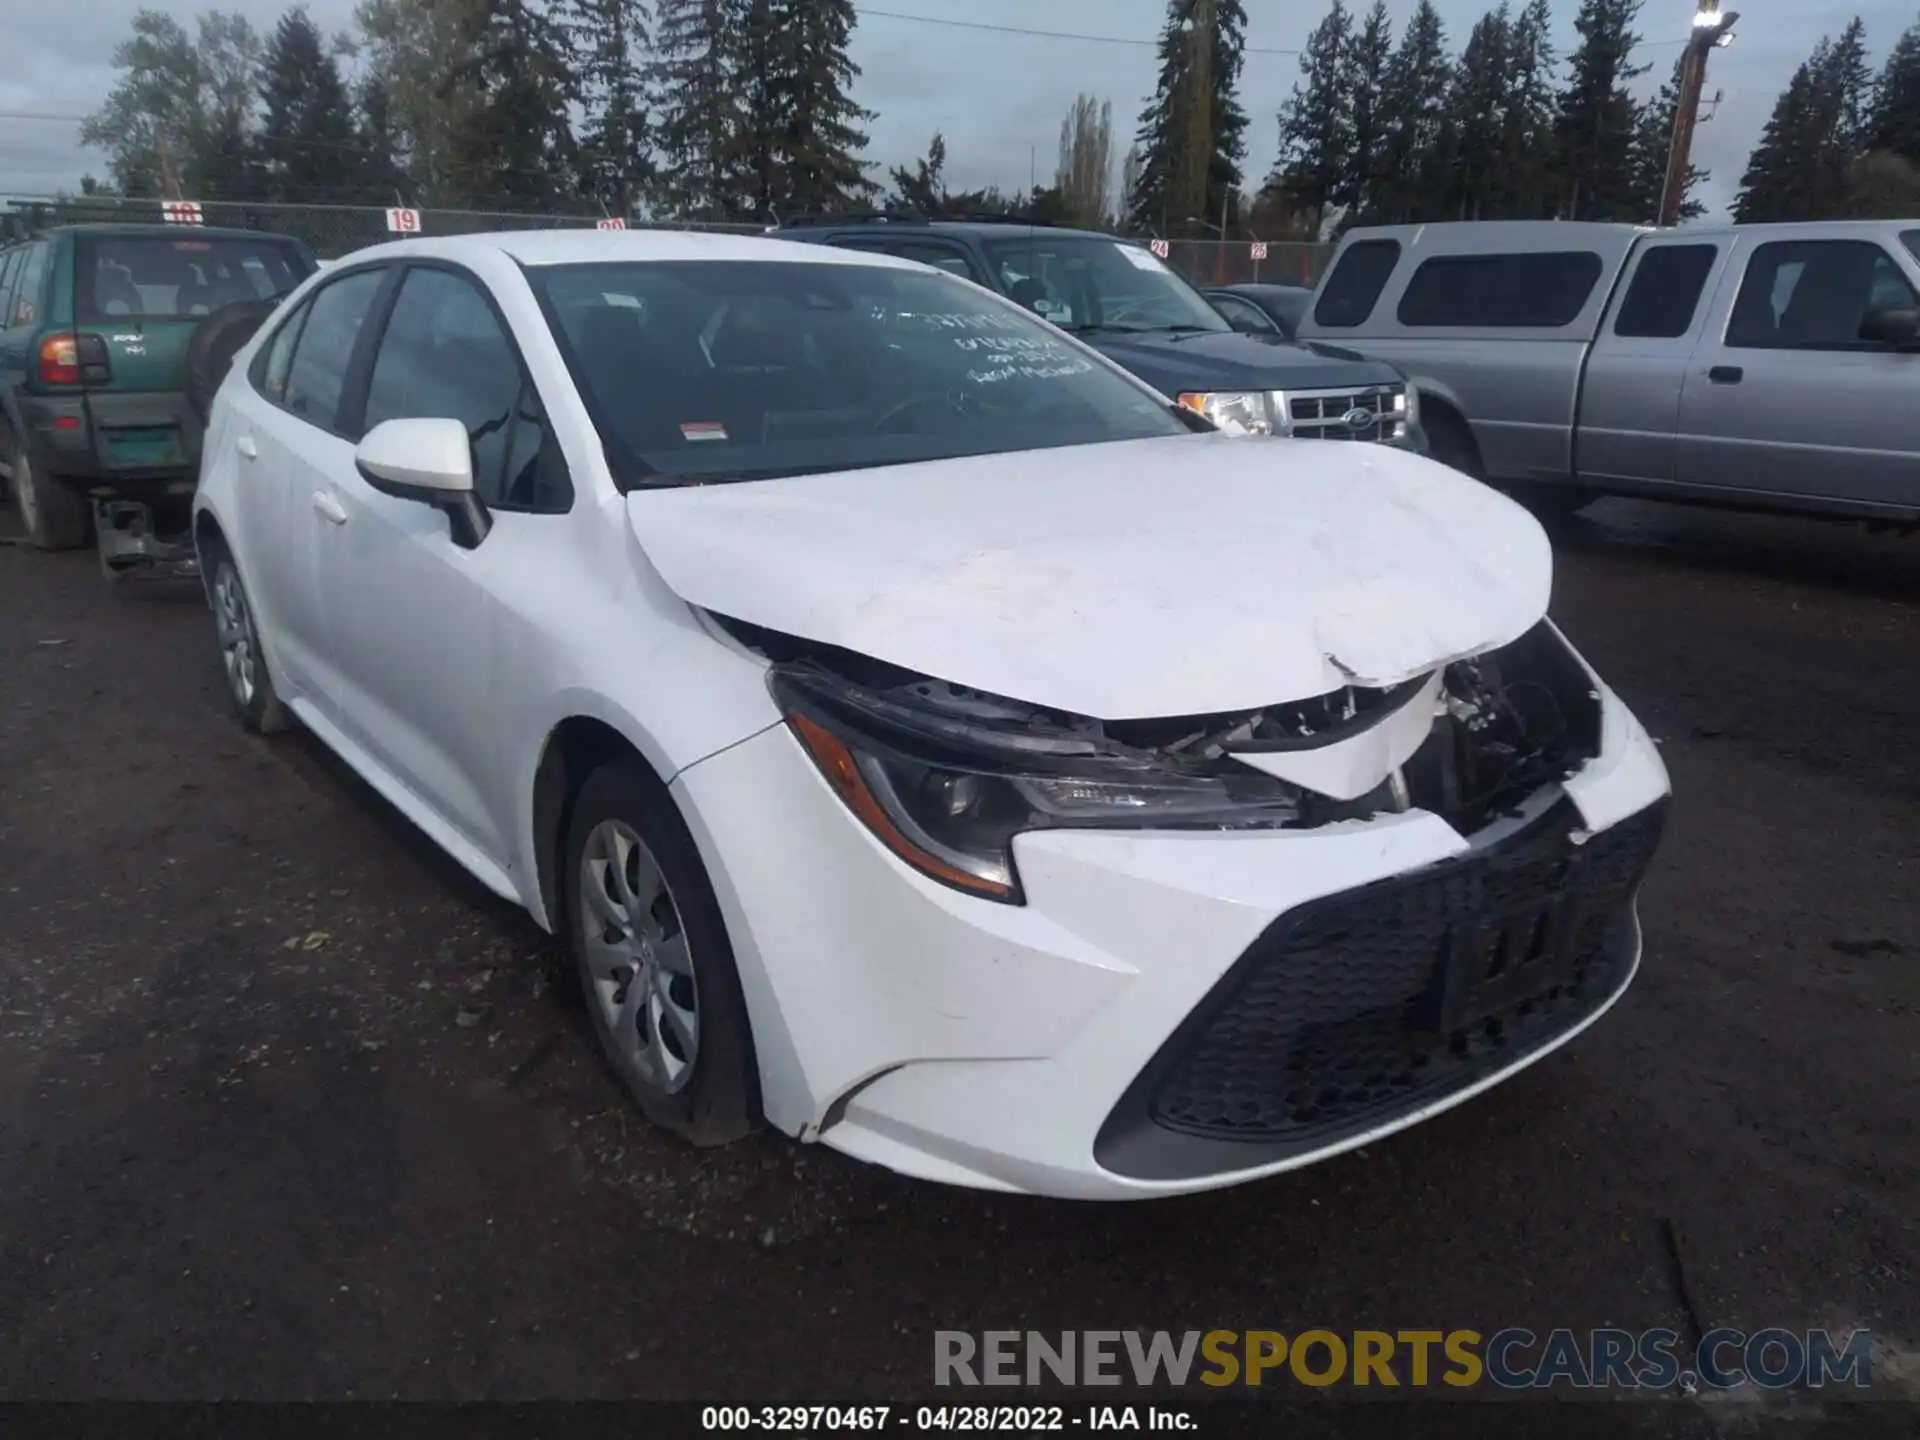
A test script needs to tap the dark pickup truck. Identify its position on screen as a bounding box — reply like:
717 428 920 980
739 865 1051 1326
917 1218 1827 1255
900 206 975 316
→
774 216 1424 449
0 223 315 571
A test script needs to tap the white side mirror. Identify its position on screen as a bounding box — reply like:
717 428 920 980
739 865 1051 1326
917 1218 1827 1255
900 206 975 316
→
355 417 474 493
354 417 490 548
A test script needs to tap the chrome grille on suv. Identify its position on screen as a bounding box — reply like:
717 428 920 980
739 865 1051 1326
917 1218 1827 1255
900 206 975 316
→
1284 385 1405 443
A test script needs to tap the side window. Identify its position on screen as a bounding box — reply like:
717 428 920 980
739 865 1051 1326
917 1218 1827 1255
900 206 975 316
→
282 269 386 430
362 266 570 510
831 237 982 283
1398 251 1605 328
1612 244 1719 339
1904 231 1920 266
1726 240 1920 350
257 299 310 403
0 249 20 326
1312 239 1401 328
1211 294 1280 335
13 244 49 326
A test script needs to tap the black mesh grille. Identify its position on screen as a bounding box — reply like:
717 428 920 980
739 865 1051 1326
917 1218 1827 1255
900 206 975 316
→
1139 801 1666 1149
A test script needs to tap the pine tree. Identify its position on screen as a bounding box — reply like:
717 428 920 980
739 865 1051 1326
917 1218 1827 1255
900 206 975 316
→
732 0 876 218
1127 0 1250 236
1270 0 1352 239
1870 19 1920 164
1554 0 1646 220
887 132 945 213
1339 0 1394 219
1627 57 1705 223
258 8 361 202
1735 25 1873 223
1444 6 1513 221
1829 17 1874 156
445 0 577 207
651 0 747 218
563 0 652 214
1496 0 1558 218
1371 0 1451 224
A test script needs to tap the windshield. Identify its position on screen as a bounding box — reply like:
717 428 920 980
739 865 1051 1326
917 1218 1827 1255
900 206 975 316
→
534 260 1190 487
76 235 313 323
980 235 1229 335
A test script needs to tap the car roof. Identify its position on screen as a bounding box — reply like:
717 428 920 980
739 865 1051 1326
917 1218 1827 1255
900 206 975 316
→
333 228 927 271
51 223 305 243
778 218 1125 245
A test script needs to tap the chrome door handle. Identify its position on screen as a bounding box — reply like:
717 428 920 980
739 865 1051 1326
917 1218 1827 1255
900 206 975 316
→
236 434 258 460
311 491 348 525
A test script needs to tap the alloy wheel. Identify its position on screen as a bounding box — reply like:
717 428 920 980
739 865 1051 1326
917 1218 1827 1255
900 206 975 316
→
213 564 257 709
579 818 701 1095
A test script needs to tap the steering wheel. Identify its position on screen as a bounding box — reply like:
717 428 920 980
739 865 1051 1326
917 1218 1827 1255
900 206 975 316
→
872 390 977 434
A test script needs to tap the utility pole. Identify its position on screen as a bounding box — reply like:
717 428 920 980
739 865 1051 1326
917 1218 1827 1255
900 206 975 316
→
1660 0 1739 226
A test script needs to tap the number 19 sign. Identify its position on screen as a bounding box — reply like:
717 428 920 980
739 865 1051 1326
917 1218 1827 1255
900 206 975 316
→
385 207 421 234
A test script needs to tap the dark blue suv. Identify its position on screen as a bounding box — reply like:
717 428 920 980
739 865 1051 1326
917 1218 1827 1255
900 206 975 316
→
774 215 1424 451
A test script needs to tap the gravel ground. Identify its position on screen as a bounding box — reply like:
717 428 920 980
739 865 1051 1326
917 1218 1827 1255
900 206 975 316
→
0 497 1915 1421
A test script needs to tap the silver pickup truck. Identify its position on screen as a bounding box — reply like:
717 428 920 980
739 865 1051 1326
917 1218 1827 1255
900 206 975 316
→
1295 218 1920 523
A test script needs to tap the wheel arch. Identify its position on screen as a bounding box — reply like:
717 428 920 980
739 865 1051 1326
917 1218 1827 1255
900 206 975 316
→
1417 391 1485 477
527 708 681 938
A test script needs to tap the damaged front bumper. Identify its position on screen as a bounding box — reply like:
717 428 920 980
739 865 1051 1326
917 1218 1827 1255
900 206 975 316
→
672 626 1671 1199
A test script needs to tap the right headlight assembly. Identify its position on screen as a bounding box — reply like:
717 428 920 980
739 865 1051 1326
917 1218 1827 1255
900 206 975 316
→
1176 390 1275 435
770 664 1302 904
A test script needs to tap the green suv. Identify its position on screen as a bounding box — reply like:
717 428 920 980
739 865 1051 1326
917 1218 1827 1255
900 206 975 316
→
0 224 315 567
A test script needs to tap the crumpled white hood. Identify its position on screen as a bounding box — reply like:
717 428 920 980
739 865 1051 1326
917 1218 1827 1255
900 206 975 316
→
627 433 1552 720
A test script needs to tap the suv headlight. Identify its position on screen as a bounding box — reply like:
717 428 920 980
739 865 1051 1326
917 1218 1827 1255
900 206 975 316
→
772 664 1301 904
1177 391 1275 435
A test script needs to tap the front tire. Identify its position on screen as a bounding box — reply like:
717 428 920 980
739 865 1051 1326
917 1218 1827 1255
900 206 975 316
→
9 437 89 551
563 760 760 1147
206 545 290 734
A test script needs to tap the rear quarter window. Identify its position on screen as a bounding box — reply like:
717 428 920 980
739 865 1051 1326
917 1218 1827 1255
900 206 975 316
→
1398 251 1605 328
1312 240 1401 328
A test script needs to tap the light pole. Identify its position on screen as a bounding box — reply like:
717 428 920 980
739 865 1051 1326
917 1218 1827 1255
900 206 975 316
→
1660 0 1739 227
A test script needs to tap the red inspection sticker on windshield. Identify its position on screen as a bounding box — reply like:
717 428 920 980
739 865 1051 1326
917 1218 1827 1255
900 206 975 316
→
680 422 728 442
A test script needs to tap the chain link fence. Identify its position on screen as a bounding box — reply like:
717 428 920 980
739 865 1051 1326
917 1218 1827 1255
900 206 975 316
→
1161 238 1335 289
0 195 1334 292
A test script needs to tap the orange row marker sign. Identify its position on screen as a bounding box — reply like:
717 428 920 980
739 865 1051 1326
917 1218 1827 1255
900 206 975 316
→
162 201 203 225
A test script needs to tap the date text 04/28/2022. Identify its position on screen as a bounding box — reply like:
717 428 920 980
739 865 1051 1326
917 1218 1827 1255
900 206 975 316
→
699 1405 1194 1431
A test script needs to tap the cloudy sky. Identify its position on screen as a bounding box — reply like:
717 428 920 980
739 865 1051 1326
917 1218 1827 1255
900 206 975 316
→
1 0 1911 218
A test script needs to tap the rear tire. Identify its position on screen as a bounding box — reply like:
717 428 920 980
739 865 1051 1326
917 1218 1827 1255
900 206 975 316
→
204 540 290 735
562 759 761 1148
9 437 89 551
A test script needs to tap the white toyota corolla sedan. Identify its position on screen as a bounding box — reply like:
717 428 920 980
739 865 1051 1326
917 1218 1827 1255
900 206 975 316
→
192 230 1670 1199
